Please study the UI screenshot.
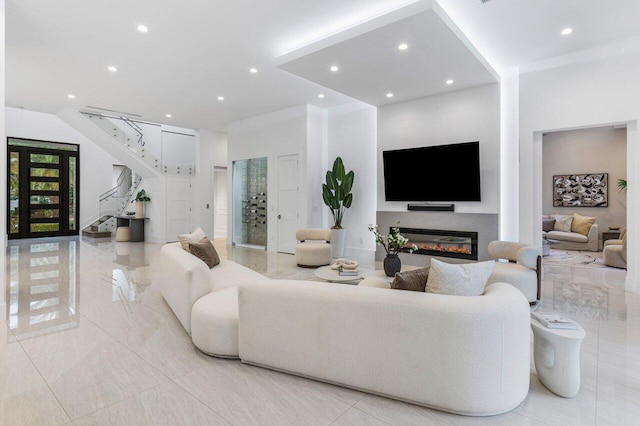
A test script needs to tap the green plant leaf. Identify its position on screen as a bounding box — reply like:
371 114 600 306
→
344 193 353 208
325 171 335 190
333 157 345 181
330 197 340 210
342 171 354 194
322 184 334 207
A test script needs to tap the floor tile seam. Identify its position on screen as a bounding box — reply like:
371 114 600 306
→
71 304 176 385
169 369 236 426
327 405 360 426
15 336 73 423
512 410 555 426
347 405 394 425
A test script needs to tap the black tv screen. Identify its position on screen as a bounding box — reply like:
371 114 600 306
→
383 141 481 202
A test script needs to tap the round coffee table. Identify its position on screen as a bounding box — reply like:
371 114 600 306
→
314 265 367 283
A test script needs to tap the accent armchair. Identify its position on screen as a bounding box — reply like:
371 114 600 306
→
485 240 542 305
603 229 627 269
294 229 332 268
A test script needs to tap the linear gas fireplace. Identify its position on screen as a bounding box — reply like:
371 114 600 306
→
397 227 478 261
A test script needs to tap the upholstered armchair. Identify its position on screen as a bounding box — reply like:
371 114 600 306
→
486 240 542 305
294 229 332 267
603 229 627 269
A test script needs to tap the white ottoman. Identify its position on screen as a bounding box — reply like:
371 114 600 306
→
115 226 131 242
191 287 239 358
531 317 586 398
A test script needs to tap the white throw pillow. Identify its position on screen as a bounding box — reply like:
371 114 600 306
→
177 227 207 251
425 258 495 296
553 215 573 232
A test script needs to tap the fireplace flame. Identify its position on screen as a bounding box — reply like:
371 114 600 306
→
404 243 471 254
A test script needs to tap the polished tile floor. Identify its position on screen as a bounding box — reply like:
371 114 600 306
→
2 236 635 425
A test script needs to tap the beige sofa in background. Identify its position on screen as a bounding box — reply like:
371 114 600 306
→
543 214 599 252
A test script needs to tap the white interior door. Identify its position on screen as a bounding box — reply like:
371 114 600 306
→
166 177 192 237
277 154 299 254
213 167 228 239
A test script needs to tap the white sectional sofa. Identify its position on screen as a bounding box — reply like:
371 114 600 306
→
160 242 531 416
543 214 599 252
160 242 267 357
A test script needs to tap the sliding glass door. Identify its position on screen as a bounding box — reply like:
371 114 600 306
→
7 138 79 239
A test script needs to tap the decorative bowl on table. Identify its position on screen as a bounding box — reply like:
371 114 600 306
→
125 211 136 216
609 226 621 231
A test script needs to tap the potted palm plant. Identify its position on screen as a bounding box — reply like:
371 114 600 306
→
322 157 354 257
133 189 151 218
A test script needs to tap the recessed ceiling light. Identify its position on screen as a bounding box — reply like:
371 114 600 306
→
386 93 394 98
561 27 573 36
137 25 148 33
398 43 408 50
67 94 76 99
318 94 325 99
217 96 225 101
108 66 118 72
330 65 339 72
165 114 172 118
446 79 454 85
249 67 258 74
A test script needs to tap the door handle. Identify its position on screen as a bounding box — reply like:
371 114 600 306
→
278 214 281 219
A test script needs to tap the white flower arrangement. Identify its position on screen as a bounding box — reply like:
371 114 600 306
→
368 222 418 255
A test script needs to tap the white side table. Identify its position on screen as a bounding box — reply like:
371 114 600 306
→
530 317 586 398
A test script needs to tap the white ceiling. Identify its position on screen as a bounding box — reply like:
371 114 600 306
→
277 3 498 106
6 0 640 132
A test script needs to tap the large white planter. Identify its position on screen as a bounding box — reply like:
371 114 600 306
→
135 200 144 218
330 228 346 258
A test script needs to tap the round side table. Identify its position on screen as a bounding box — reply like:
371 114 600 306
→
530 317 586 398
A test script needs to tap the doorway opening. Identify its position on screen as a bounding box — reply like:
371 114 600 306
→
7 138 79 239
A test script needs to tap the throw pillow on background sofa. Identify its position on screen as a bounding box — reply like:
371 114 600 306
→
425 259 494 296
542 218 556 232
571 213 596 236
553 215 573 232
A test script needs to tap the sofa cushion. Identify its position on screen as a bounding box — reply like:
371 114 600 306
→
188 237 220 268
486 262 538 302
425 259 494 296
208 259 267 292
178 226 206 251
553 215 573 232
542 219 556 232
546 230 588 243
391 267 430 292
571 213 596 236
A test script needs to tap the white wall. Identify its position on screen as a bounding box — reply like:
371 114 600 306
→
227 105 310 251
5 107 120 230
306 106 328 229
1 0 7 318
377 84 501 214
519 54 640 292
327 102 378 259
543 126 627 237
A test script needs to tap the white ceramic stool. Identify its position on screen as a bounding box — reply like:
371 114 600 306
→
531 317 585 398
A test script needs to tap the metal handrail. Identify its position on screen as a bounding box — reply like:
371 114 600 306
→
98 168 132 202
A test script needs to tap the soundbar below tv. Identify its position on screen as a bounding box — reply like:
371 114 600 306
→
383 141 481 202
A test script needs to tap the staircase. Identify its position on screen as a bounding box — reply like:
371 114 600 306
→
82 168 143 239
82 216 114 239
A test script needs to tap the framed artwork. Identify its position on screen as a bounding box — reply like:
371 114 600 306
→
553 173 608 207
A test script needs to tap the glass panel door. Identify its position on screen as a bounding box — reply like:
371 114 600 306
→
7 138 79 239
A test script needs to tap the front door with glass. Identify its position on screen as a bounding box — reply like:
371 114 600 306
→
7 138 79 239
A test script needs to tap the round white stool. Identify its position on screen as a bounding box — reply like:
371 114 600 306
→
115 226 131 242
531 317 585 398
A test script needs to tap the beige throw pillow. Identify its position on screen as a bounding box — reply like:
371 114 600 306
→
553 215 573 232
425 259 494 296
188 237 220 268
178 227 206 251
571 213 596 236
391 267 430 292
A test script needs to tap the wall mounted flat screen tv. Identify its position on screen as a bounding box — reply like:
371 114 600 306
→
383 141 481 202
